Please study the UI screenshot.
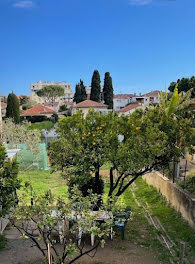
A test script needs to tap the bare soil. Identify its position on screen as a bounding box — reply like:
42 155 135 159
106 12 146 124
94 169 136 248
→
0 227 162 264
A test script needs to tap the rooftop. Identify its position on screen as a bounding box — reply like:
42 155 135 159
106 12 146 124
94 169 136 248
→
21 105 56 116
118 104 140 113
73 100 107 108
114 94 135 99
142 90 161 97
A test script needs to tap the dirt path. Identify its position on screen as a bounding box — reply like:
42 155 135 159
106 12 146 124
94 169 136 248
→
0 227 162 264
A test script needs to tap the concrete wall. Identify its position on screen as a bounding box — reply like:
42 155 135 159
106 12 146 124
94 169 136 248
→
143 171 195 228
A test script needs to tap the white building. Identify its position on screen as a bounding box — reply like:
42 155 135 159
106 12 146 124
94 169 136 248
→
113 94 135 110
30 81 73 105
114 90 160 110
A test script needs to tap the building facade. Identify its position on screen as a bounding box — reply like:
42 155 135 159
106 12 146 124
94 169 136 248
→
30 81 73 104
72 100 108 118
113 94 135 110
114 91 160 110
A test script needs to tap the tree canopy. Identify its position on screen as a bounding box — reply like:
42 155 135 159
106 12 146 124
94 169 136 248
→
168 76 195 98
49 88 195 199
36 85 64 106
90 70 101 102
6 92 20 124
103 72 114 109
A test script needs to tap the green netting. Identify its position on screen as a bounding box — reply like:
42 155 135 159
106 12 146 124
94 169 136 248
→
7 143 49 171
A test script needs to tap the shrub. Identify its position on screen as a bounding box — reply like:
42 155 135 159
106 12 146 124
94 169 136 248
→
68 176 104 197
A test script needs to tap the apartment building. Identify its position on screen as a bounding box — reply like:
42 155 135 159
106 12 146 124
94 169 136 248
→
30 81 73 104
113 90 160 110
113 94 135 110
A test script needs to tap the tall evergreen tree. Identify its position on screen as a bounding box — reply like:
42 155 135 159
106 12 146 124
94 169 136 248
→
90 70 101 102
103 72 114 109
74 80 87 103
79 79 87 102
73 84 81 103
6 92 20 123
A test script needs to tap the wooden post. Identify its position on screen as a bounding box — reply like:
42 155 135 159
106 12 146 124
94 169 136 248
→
48 243 52 264
179 242 185 264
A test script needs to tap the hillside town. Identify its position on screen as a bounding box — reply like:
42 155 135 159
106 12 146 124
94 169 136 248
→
0 79 161 119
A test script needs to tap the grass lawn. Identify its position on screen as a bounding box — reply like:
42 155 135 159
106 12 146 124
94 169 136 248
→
29 121 54 131
18 170 68 199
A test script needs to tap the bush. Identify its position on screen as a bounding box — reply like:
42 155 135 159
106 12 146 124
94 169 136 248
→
59 104 68 112
51 113 58 123
68 176 104 197
21 116 49 123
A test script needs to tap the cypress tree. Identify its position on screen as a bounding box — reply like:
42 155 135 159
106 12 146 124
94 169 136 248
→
79 80 87 102
73 84 81 104
103 72 114 109
6 92 20 123
90 70 101 102
74 80 87 103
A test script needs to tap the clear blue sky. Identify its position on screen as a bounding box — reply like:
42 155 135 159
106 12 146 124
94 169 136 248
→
0 0 195 96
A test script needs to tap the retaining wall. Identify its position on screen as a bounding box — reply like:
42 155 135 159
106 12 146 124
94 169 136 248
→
143 171 195 228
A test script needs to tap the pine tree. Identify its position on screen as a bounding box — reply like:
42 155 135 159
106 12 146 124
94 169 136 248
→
73 84 81 103
6 92 20 123
79 80 87 102
103 72 114 109
90 70 101 102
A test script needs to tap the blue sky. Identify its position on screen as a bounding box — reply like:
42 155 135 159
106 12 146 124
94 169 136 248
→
0 0 195 96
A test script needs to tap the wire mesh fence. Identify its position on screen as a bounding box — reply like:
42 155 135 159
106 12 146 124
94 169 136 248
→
6 143 49 171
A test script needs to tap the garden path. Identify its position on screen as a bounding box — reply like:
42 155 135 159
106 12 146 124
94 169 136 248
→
0 227 162 264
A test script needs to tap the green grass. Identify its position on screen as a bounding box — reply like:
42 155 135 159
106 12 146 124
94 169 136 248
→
29 121 54 131
0 234 7 251
132 178 195 263
18 170 68 199
117 185 172 263
100 163 111 170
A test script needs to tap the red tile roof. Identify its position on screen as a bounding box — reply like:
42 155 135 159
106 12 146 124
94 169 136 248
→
142 90 160 97
21 105 56 116
114 94 134 99
64 102 73 105
118 104 140 113
44 102 59 107
73 100 107 108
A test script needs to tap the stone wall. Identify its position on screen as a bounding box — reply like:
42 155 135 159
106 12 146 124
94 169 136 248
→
143 171 195 228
